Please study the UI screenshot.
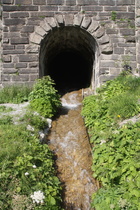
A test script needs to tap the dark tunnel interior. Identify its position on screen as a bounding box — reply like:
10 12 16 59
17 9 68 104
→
40 26 96 95
47 50 92 94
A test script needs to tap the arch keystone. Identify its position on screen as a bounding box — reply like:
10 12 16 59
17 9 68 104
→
55 14 64 26
64 14 74 26
74 14 84 26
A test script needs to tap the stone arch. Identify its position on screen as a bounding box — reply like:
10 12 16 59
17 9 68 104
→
29 14 112 93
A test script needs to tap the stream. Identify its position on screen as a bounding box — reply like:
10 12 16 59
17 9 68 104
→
47 89 98 209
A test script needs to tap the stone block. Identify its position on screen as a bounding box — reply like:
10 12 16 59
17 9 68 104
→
30 11 54 17
101 44 113 54
106 29 119 34
59 6 80 11
30 33 42 44
120 29 135 36
19 55 38 62
35 26 46 37
3 63 14 68
116 0 135 5
40 6 58 11
114 47 124 54
94 27 105 38
10 12 29 18
3 45 14 50
110 68 121 75
21 26 34 33
47 0 64 4
87 19 99 33
29 62 39 68
46 17 57 28
3 0 13 4
3 49 25 55
136 17 140 27
98 35 110 44
4 18 25 26
117 12 135 19
77 0 98 5
40 20 51 31
11 37 29 44
82 6 103 11
73 14 83 26
19 68 38 74
1 74 10 81
15 0 32 4
30 74 39 81
81 16 91 29
26 44 39 53
66 0 76 5
55 14 64 26
2 55 11 62
124 47 136 55
12 75 29 82
101 61 115 67
99 68 110 75
3 5 38 11
64 14 74 26
104 6 127 11
100 75 116 83
33 0 46 4
99 0 115 5
16 63 27 68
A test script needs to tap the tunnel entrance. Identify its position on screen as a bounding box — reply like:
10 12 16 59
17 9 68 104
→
39 26 98 94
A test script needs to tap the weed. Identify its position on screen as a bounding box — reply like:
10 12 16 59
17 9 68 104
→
111 11 117 21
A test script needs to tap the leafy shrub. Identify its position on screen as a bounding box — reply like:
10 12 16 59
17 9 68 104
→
0 85 32 104
82 74 140 209
29 76 61 118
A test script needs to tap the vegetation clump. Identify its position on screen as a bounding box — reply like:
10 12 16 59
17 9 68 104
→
82 74 140 209
0 77 62 209
29 76 61 118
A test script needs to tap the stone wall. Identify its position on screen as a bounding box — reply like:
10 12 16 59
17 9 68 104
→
0 0 138 89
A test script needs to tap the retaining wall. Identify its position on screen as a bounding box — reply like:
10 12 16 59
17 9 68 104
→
0 0 139 89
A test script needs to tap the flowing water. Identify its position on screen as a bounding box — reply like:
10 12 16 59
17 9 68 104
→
47 89 98 209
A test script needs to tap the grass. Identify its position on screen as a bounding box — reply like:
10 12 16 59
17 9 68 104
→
0 85 32 104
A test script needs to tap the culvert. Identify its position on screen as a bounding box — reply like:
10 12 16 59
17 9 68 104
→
39 26 99 94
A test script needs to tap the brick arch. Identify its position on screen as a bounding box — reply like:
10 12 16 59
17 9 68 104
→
29 14 112 91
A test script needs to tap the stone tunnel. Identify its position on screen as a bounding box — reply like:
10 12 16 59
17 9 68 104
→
39 26 97 93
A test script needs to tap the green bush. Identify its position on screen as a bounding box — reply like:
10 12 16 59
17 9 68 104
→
82 74 140 209
29 76 61 118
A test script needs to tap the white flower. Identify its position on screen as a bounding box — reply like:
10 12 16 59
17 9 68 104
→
25 172 29 176
32 165 37 168
27 125 34 132
30 190 45 204
100 139 106 145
